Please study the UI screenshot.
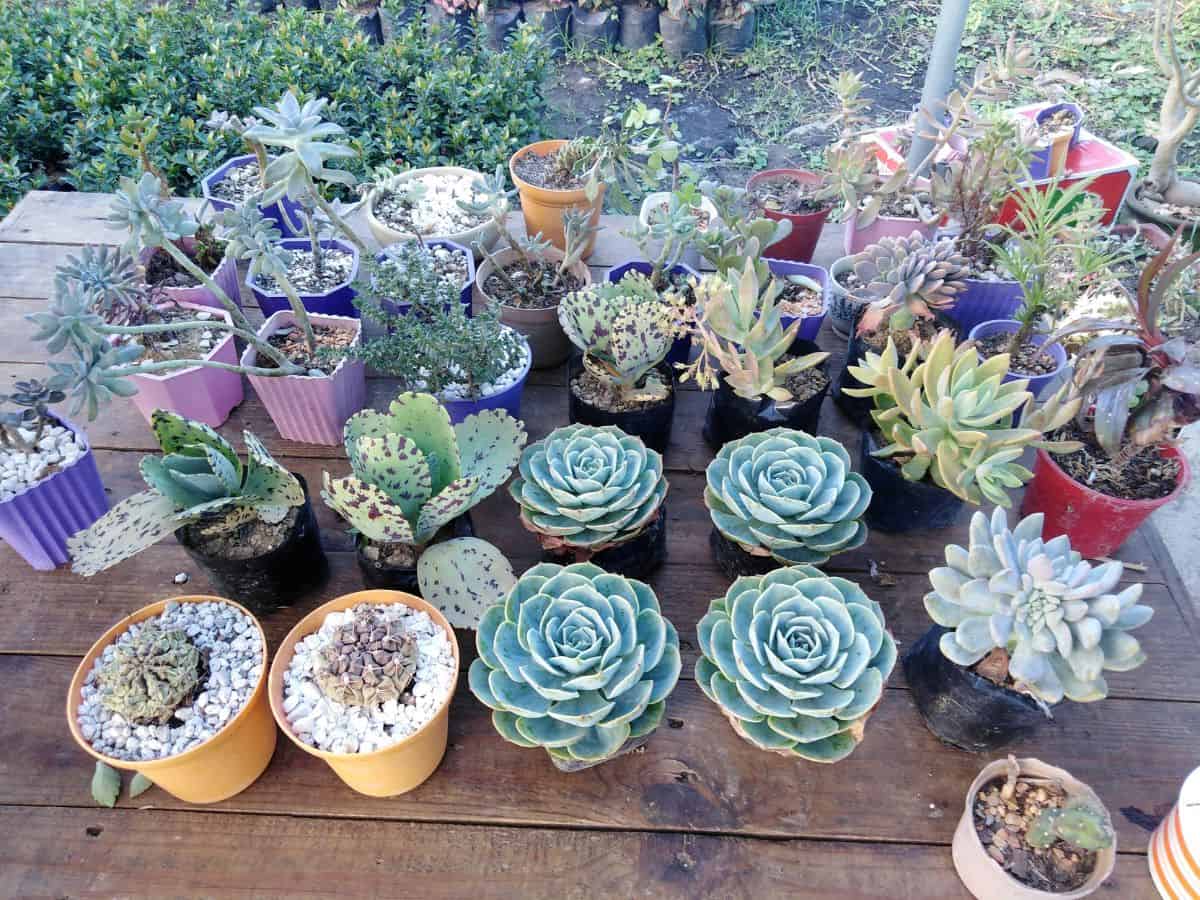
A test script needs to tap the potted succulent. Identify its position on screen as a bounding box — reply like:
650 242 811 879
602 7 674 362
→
954 756 1116 899
844 330 1082 532
67 411 328 615
524 0 572 54
509 424 669 578
135 224 242 312
746 168 835 263
1022 242 1200 557
1024 102 1085 181
322 392 526 592
658 0 707 58
636 184 719 274
705 428 870 578
572 0 618 47
908 508 1151 751
469 561 682 771
708 0 753 53
68 596 275 805
696 566 897 762
0 378 107 571
681 260 831 447
364 166 499 259
270 590 460 796
558 273 684 454
202 110 304 238
619 0 658 48
827 252 870 337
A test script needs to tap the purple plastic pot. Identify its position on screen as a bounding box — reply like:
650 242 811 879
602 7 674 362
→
376 238 475 316
438 335 532 425
968 319 1069 399
843 210 936 255
128 303 245 428
946 278 1025 335
247 239 361 319
201 154 305 238
1028 103 1084 181
139 246 242 309
766 257 829 342
607 260 698 366
242 311 366 445
0 417 108 571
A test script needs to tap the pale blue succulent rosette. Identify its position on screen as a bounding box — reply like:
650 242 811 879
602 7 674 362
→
696 566 897 763
469 561 682 771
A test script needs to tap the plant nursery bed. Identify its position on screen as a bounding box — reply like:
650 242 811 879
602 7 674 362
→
0 191 1189 899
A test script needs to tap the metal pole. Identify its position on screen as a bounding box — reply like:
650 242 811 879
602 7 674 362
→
905 0 970 176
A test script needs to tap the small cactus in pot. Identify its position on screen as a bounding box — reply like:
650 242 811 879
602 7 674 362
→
96 623 206 726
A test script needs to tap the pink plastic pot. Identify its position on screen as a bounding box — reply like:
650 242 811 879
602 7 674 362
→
746 169 832 263
842 209 936 255
139 246 242 309
242 311 366 446
128 303 245 428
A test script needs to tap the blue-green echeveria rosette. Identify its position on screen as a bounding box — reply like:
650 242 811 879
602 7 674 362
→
705 428 871 566
469 562 682 769
696 566 896 762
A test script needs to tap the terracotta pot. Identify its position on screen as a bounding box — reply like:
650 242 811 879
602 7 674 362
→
842 208 936 255
747 169 831 263
510 139 604 257
66 596 276 804
1020 446 1189 558
952 757 1115 899
268 589 459 797
139 246 242 309
365 166 499 261
1148 765 1200 898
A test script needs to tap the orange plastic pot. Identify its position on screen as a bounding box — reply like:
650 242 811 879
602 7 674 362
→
268 589 459 797
509 140 604 257
66 596 276 805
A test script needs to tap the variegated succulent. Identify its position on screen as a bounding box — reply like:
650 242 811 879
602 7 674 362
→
843 330 1082 506
696 566 897 762
925 508 1152 704
852 233 970 336
416 537 518 629
469 562 682 769
68 411 304 576
96 623 204 725
706 429 871 566
508 424 668 553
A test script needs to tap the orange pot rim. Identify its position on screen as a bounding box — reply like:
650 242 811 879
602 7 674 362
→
267 589 460 764
66 595 269 772
1035 444 1191 510
509 139 599 197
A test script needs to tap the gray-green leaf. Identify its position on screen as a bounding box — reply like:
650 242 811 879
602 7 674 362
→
91 760 121 807
129 772 154 799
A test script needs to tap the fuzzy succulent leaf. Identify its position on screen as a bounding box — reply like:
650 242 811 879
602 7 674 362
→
367 393 463 494
91 761 121 808
128 772 154 799
415 476 480 543
417 537 517 628
150 410 240 475
349 433 433 525
1027 803 1114 852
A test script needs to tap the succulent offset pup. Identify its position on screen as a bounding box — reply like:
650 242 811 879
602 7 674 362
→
96 623 205 725
314 606 419 707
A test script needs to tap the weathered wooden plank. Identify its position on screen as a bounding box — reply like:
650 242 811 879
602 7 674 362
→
0 244 81 299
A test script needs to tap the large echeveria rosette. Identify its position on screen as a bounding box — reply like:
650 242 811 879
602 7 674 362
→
469 562 682 769
696 566 897 762
705 429 871 566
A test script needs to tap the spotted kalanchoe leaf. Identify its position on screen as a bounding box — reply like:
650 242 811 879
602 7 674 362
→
417 537 517 628
321 473 415 544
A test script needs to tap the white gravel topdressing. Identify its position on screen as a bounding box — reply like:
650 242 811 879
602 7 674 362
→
0 423 86 502
436 333 530 403
282 603 456 755
375 172 489 236
76 601 263 762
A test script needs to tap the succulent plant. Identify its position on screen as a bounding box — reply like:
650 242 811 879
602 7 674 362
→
97 623 205 725
1027 802 1115 852
314 606 419 707
68 411 304 576
925 508 1152 704
54 245 142 322
244 90 358 201
0 377 66 449
322 392 526 547
852 233 970 336
695 181 791 278
508 424 668 553
844 329 1083 506
705 429 871 566
416 537 518 629
469 562 682 768
695 566 897 762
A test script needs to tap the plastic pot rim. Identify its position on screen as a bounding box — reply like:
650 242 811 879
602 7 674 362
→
245 238 360 303
240 310 363 382
1032 444 1191 511
0 414 94 505
745 168 833 218
365 166 496 249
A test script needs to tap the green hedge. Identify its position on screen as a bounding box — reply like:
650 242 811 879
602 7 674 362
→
0 0 549 214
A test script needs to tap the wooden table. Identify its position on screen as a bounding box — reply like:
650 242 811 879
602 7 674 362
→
0 191 1193 899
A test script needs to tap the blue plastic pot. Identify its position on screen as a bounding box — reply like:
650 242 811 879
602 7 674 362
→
968 319 1069 399
945 277 1025 335
1027 103 1084 181
766 257 829 342
438 337 532 424
201 155 305 238
247 239 360 318
376 239 475 317
607 260 699 366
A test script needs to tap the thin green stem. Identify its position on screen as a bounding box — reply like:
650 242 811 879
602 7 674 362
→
159 241 253 333
110 357 303 378
275 274 318 356
305 172 367 252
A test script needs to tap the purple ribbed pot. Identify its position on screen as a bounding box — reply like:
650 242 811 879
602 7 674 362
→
139 247 242 309
439 337 532 425
201 154 305 238
607 260 698 366
247 239 361 319
766 257 829 342
946 278 1025 335
843 210 936 255
242 311 366 445
0 418 108 571
968 319 1069 399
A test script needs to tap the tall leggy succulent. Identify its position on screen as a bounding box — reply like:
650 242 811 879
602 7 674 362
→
852 233 970 336
696 567 897 762
97 624 205 725
68 411 305 576
925 509 1151 705
469 562 682 769
706 428 871 566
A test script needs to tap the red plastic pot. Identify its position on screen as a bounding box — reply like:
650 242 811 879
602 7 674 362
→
1020 446 1190 557
746 169 831 263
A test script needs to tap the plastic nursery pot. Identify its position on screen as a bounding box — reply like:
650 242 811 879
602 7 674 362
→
438 332 533 425
473 246 591 369
356 513 476 592
510 139 605 257
952 757 1115 899
709 527 783 580
747 169 831 264
572 5 618 48
176 474 328 616
1148 765 1200 899
523 0 572 55
1027 103 1084 182
66 596 277 804
945 278 1025 336
619 0 658 48
859 430 964 533
241 311 367 446
247 238 360 319
658 9 708 58
424 1 475 45
828 254 867 338
1020 445 1190 559
377 238 476 318
482 4 522 48
903 625 1046 753
842 208 937 256
139 246 242 310
567 353 676 455
268 589 460 797
201 154 306 238
365 167 499 261
637 192 720 272
0 416 107 571
606 260 698 367
766 257 829 342
541 504 668 580
833 330 878 430
709 7 755 53
967 319 1068 400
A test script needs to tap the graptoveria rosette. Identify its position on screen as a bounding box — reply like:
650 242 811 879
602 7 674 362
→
705 428 871 566
696 566 897 763
469 562 682 770
925 508 1152 705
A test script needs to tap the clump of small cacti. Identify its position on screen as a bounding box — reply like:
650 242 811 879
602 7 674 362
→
1027 802 1115 852
96 623 205 725
314 606 419 707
